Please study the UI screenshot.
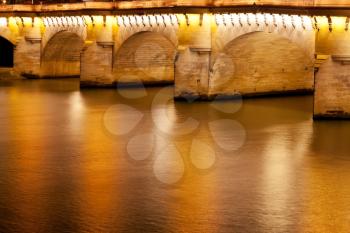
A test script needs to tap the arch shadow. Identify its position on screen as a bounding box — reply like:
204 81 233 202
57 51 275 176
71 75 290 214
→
41 30 85 78
114 31 177 86
0 36 14 68
209 31 314 98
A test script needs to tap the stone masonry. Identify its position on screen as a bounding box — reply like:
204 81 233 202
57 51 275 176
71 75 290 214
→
1 0 350 118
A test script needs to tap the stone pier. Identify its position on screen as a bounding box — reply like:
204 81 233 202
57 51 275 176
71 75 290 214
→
0 0 350 119
314 18 350 118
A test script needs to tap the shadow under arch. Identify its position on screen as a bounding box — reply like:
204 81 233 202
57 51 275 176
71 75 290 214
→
41 30 84 78
210 31 314 98
114 31 177 86
0 36 14 68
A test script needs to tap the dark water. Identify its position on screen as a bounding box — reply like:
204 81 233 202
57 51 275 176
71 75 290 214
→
1 78 350 233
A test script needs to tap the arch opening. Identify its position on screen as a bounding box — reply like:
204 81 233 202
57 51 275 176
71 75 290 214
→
0 36 14 68
114 31 176 85
210 31 314 97
41 31 84 78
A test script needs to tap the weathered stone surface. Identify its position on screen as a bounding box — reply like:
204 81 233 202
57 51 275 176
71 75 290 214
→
14 38 41 78
81 42 114 87
114 31 176 85
314 58 350 118
41 31 84 78
209 31 314 97
0 27 18 45
175 48 210 99
2 10 350 119
174 15 211 99
314 26 350 118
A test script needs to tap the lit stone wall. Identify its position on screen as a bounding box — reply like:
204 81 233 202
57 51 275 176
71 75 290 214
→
13 38 41 77
0 24 18 45
81 42 114 87
174 14 212 99
314 58 350 118
80 16 115 86
173 13 315 99
13 18 42 78
175 48 211 99
209 31 314 97
114 31 176 85
314 16 350 118
1 12 350 119
41 31 84 77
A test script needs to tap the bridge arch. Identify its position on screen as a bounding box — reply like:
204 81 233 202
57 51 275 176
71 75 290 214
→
0 27 17 45
41 30 85 78
115 25 178 50
0 36 14 68
114 31 177 84
42 26 87 50
213 21 315 61
209 31 314 96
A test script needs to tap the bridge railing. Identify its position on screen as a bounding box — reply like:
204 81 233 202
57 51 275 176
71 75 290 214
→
2 0 350 9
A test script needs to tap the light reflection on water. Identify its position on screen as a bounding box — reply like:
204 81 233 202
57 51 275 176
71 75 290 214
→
0 79 350 232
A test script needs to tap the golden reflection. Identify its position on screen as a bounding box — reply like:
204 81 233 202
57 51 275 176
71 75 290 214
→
301 122 350 232
260 122 312 231
77 105 121 232
68 92 85 133
3 79 350 232
169 139 219 233
260 127 293 231
151 88 199 137
7 89 46 232
302 162 350 232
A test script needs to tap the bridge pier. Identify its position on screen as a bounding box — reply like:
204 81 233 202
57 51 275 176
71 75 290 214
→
1 11 350 119
175 14 211 100
314 18 350 119
81 42 115 87
81 24 115 87
175 14 315 100
314 57 350 119
14 20 42 78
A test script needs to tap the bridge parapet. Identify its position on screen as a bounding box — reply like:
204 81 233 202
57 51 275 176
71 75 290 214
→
1 1 350 17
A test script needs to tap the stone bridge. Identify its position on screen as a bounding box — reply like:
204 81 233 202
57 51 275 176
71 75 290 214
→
1 0 350 119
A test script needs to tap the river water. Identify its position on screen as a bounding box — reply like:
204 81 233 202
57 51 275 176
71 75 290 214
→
0 78 350 233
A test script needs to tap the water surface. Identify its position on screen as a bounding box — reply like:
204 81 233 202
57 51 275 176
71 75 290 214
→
0 79 350 233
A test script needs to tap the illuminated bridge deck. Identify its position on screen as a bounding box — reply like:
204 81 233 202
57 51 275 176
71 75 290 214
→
1 0 350 16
